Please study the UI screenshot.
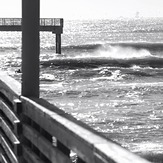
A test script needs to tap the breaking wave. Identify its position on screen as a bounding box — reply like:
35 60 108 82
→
62 42 163 52
41 42 163 69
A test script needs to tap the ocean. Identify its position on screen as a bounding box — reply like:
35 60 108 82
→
0 18 163 162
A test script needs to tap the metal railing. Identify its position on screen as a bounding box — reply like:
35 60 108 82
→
40 18 63 26
0 18 63 26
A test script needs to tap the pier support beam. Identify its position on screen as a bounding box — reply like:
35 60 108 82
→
22 0 40 97
56 34 61 54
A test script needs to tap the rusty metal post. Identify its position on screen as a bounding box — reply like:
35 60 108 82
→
22 0 40 97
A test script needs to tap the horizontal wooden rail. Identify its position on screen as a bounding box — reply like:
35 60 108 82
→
0 71 151 163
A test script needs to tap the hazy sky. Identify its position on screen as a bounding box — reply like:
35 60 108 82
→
0 0 163 19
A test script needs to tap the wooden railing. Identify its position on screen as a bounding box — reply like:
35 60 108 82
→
0 71 151 163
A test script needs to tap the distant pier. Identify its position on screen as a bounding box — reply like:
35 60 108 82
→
0 18 63 53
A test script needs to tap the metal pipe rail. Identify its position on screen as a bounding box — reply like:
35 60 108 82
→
0 71 152 163
0 18 63 27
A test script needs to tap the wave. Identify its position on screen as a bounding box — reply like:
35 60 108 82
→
42 43 101 52
63 44 101 50
57 42 163 52
40 42 163 69
0 44 21 51
40 57 163 69
107 42 163 51
1 40 163 52
132 28 163 33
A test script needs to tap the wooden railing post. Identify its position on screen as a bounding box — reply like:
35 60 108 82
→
13 99 23 162
22 0 40 98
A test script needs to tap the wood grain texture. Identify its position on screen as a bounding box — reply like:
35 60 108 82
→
0 99 20 125
21 96 150 163
0 135 18 163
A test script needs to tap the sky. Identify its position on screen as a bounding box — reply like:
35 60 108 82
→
0 0 163 20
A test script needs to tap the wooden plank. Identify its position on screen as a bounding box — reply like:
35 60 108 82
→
23 124 71 163
23 146 45 163
0 146 9 163
21 96 151 163
13 99 22 116
21 96 95 163
0 71 21 104
94 143 150 163
0 135 18 163
0 99 20 125
0 117 20 145
0 153 9 163
13 99 22 139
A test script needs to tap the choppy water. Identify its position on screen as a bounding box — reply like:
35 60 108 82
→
0 18 163 162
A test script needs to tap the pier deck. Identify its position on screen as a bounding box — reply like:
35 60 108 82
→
0 18 63 54
0 18 63 33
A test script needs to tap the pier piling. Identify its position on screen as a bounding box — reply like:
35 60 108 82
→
56 34 62 54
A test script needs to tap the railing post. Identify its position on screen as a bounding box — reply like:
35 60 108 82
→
13 99 23 162
22 0 40 97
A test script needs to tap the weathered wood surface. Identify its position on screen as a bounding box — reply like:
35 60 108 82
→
0 151 9 163
0 135 18 163
21 96 150 163
22 146 45 163
0 146 9 163
0 154 9 163
0 99 20 125
0 118 19 146
23 124 71 163
0 72 151 163
0 71 21 104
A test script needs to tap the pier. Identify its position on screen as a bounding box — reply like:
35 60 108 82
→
0 72 151 163
0 0 152 163
0 18 63 54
